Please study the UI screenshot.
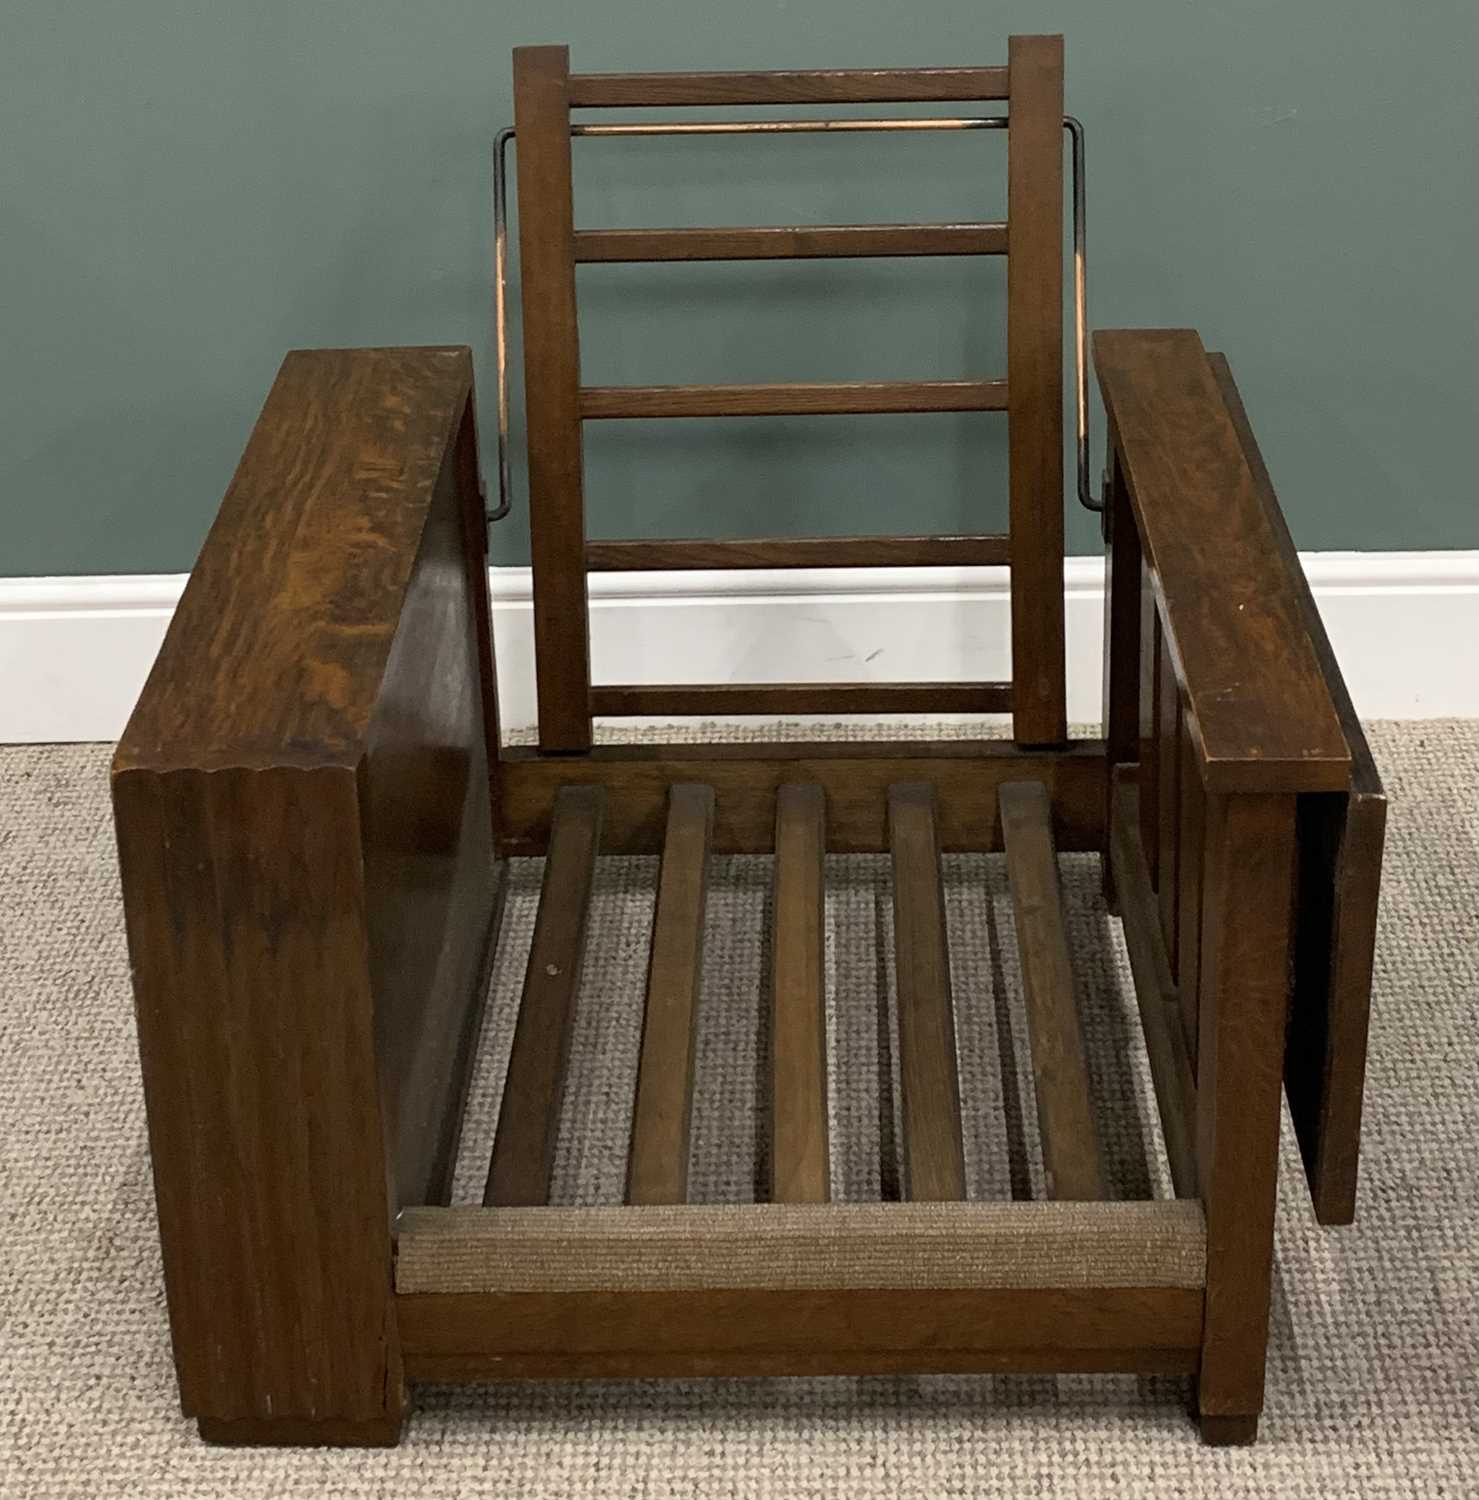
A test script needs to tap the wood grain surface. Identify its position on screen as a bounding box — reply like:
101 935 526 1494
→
770 784 831 1202
1005 34 1067 746
627 785 715 1205
580 380 1008 419
485 786 604 1207
575 223 1007 262
513 45 592 750
497 742 1108 856
888 784 967 1200
999 780 1106 1199
1094 329 1350 793
568 66 1010 107
113 344 500 1444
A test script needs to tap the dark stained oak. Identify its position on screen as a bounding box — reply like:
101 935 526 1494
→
567 66 1010 107
591 682 1012 718
112 345 501 1443
1157 638 1183 987
588 534 1014 567
1094 329 1351 793
1199 1414 1260 1448
453 394 505 851
999 781 1106 1200
1100 448 1142 902
1006 34 1067 747
113 347 478 773
513 45 592 752
1140 596 1162 886
1286 789 1385 1223
770 784 830 1203
400 1344 1200 1381
575 223 1008 262
627 784 715 1205
197 1416 405 1449
1176 721 1206 1065
1195 793 1298 1438
485 785 604 1207
396 1286 1203 1378
586 534 1011 571
104 28 1381 1451
1109 778 1199 1199
580 380 1008 419
889 785 967 1200
1209 352 1385 1226
114 769 405 1435
496 742 1109 856
360 391 506 1212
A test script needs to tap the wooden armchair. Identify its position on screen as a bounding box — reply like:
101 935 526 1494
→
112 36 1385 1448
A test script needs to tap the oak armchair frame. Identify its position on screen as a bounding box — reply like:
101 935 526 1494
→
113 37 1384 1449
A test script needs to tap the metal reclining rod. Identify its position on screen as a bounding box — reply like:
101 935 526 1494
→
487 113 1100 525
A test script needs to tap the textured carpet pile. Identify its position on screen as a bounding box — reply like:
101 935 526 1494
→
0 722 1474 1497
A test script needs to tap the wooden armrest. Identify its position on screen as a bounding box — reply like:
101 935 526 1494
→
114 345 483 773
114 340 502 1199
1094 328 1350 795
111 348 503 1430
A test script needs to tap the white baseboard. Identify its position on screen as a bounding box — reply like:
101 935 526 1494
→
2 551 1475 744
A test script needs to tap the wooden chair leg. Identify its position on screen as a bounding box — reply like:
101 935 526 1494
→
1193 792 1298 1444
1198 1413 1260 1447
196 1415 405 1448
113 767 406 1446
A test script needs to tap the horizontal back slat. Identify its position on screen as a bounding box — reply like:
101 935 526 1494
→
585 535 1011 570
581 379 1008 419
574 223 1007 262
569 66 1009 108
590 682 1013 717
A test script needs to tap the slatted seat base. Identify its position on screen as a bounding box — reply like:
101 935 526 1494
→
392 776 1209 1381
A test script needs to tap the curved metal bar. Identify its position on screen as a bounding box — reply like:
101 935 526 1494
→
486 114 1100 525
487 126 515 524
1064 116 1101 512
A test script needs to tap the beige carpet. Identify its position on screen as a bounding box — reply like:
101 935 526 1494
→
1 722 1475 1497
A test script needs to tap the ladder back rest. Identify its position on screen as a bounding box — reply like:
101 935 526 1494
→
511 38 1066 752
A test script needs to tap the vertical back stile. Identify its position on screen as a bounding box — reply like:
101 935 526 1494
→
1007 34 1067 745
512 45 593 752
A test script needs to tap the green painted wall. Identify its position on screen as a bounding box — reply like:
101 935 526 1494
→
3 2 1475 575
